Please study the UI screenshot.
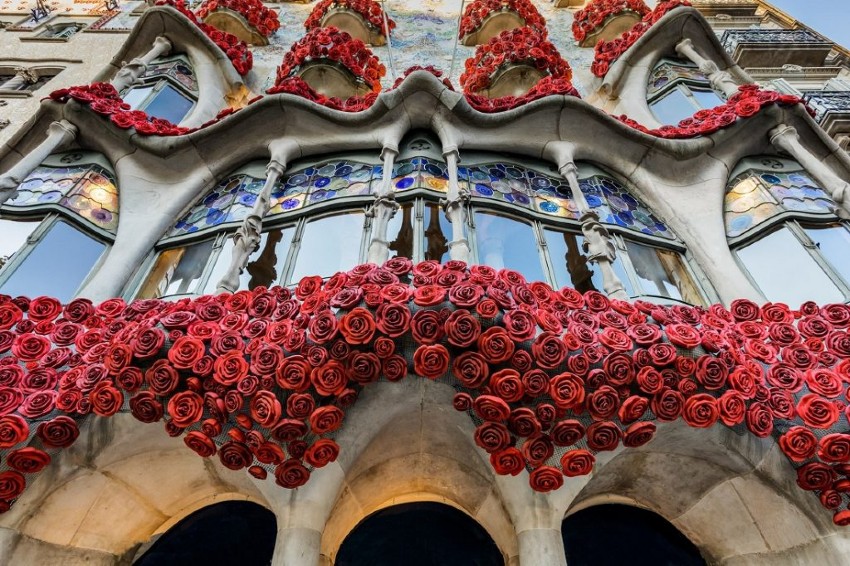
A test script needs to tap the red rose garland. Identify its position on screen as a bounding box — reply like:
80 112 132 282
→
305 0 396 37
196 0 281 38
391 65 455 91
155 0 253 75
266 76 379 113
273 27 386 94
458 0 546 42
572 0 650 44
461 27 572 94
591 0 691 77
3 262 850 526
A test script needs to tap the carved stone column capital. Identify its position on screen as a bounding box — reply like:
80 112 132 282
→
14 67 38 84
769 123 799 151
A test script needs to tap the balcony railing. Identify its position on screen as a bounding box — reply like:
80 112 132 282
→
720 29 834 68
802 91 850 124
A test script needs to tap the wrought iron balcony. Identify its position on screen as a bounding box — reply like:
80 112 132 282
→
802 91 850 140
720 29 834 68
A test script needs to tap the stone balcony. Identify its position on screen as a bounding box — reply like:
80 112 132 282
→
802 90 850 144
720 29 834 68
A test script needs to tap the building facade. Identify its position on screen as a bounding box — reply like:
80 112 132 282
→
0 0 850 564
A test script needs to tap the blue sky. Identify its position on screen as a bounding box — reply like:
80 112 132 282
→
767 0 850 47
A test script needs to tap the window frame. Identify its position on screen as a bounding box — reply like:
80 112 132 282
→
647 58 726 125
121 55 198 125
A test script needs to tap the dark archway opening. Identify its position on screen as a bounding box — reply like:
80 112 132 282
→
562 504 706 566
336 501 504 566
134 500 276 566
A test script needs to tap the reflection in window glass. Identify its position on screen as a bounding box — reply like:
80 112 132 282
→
543 228 633 295
423 203 451 263
290 212 365 283
123 86 153 110
203 227 295 294
0 219 39 267
474 211 545 282
625 241 702 304
384 204 415 260
138 239 215 298
737 227 844 305
144 84 194 124
804 225 850 288
0 220 105 302
691 88 724 109
650 88 695 125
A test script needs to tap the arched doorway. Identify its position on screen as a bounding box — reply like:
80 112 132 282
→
562 504 705 566
135 501 276 565
336 502 503 565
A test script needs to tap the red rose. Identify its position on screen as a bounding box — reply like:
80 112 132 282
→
452 352 489 388
531 332 566 369
375 303 411 338
167 336 205 370
305 438 340 468
214 351 249 386
528 465 563 492
522 434 554 466
310 406 344 434
745 402 773 438
522 369 549 397
797 394 840 429
665 324 701 349
250 390 282 428
91 383 124 417
779 426 818 462
586 421 622 451
19 390 56 419
133 327 166 359
587 385 620 420
339 308 376 344
413 285 446 307
474 421 511 453
602 352 634 387
473 395 511 422
766 363 803 392
549 372 585 409
502 309 536 342
449 284 484 308
476 298 499 319
695 356 728 390
796 462 835 491
382 354 408 382
647 343 677 366
717 390 746 426
651 388 684 422
489 369 524 402
275 459 310 488
346 352 381 385
276 356 311 392
271 419 307 443
219 441 253 470
413 344 449 380
508 408 541 437
310 361 348 397
36 415 78 448
453 392 473 412
490 447 525 476
0 387 23 417
618 396 648 424
130 391 164 423
636 367 663 395
682 393 719 428
286 393 315 419
806 368 843 398
0 414 28 449
551 419 585 447
12 333 50 362
818 433 850 463
184 431 217 457
411 310 443 345
623 421 656 447
254 442 284 466
295 275 323 299
560 449 594 477
444 310 481 348
7 447 50 473
477 327 515 364
0 471 25 500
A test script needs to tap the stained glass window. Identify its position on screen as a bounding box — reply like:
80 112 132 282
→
725 165 834 237
647 60 710 97
3 155 119 232
391 158 450 193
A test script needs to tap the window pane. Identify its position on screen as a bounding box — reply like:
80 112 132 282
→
0 219 39 268
290 212 364 282
144 83 194 124
383 203 415 260
737 227 844 305
203 227 295 294
138 239 215 299
804 225 850 287
474 211 545 282
691 88 724 109
544 228 633 295
650 88 696 125
423 202 451 263
0 220 105 302
123 86 152 111
625 241 703 304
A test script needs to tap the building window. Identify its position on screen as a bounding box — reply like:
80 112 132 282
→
122 55 198 124
0 67 58 93
36 22 83 39
726 155 850 305
648 58 725 125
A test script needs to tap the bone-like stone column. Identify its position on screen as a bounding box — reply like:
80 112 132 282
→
770 124 850 219
442 148 471 263
0 67 38 91
214 139 299 293
0 120 77 205
675 38 740 99
559 161 629 300
111 35 172 93
365 147 400 264
517 528 567 566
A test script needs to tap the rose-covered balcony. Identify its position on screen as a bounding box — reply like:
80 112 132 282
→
553 0 588 8
304 0 395 47
270 27 384 100
572 0 649 48
458 0 546 46
196 0 280 46
720 29 834 69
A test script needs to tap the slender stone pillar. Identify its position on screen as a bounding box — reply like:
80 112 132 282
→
442 149 471 263
559 161 628 300
517 528 567 566
0 120 77 205
111 35 172 93
770 124 850 219
271 526 325 566
0 67 38 91
365 147 400 264
675 38 740 98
